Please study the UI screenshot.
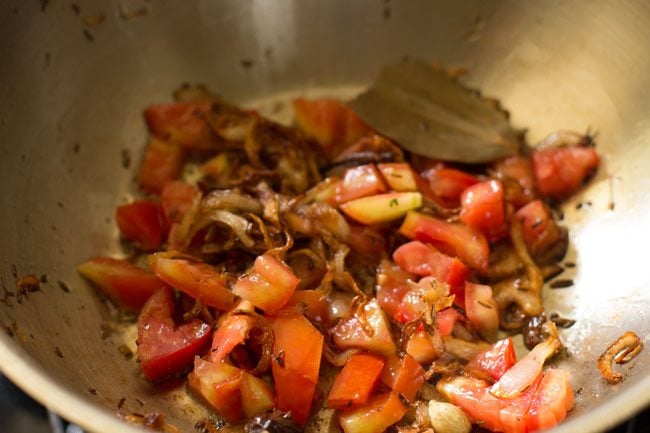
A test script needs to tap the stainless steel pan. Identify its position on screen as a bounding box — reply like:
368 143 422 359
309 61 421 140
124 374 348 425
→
1 1 649 432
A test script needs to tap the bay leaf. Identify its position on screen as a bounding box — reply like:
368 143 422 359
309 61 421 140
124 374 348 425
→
349 59 521 164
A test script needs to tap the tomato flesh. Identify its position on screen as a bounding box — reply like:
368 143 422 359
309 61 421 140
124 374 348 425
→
380 354 425 402
327 353 386 410
515 199 563 259
375 260 413 319
338 392 408 433
465 337 517 381
137 287 212 382
399 211 489 272
188 358 244 423
138 137 185 194
144 102 217 151
116 200 165 251
377 163 418 192
332 299 397 357
77 256 166 311
532 145 599 200
160 181 199 226
465 281 499 342
392 240 468 289
422 167 478 208
460 180 507 241
271 314 324 425
336 164 388 203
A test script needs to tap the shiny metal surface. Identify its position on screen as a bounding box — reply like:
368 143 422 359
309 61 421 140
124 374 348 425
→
1 1 649 432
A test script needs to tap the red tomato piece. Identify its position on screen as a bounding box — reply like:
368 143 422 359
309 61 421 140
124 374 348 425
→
422 167 479 208
332 299 397 357
232 254 300 315
525 368 574 431
77 257 166 311
436 307 462 337
460 180 507 241
210 313 256 364
493 155 536 208
399 211 489 272
336 164 388 204
346 224 386 258
380 354 425 402
465 337 517 381
532 145 599 200
515 199 563 259
115 200 164 251
405 331 439 364
188 358 244 422
148 252 235 310
144 102 217 151
392 241 469 289
375 260 412 319
498 375 542 433
465 282 499 342
327 353 386 410
138 137 185 194
239 371 275 418
338 392 408 433
271 314 324 425
292 98 371 159
137 287 212 382
160 180 200 226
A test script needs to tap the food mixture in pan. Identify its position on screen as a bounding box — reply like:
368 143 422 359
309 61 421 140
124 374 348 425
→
78 76 603 433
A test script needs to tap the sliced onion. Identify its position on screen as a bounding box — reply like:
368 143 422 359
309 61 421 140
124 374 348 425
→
203 189 263 215
490 335 561 398
597 331 643 384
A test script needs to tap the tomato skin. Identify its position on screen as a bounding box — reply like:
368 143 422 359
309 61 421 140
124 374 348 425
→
77 257 166 311
116 200 165 251
460 180 507 241
144 102 217 151
232 254 300 315
271 314 324 425
327 353 386 410
405 331 439 364
515 199 564 259
292 98 371 159
465 337 517 381
438 376 507 432
137 287 212 382
532 145 599 200
525 369 574 431
399 211 489 272
336 164 388 204
380 354 426 402
422 167 479 208
392 241 468 289
138 137 185 194
149 252 235 311
493 155 536 208
346 224 386 258
188 358 244 423
436 307 462 337
160 181 200 226
210 313 256 364
338 392 408 433
332 299 397 357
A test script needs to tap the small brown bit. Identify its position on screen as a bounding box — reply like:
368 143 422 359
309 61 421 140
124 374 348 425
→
195 418 224 433
71 3 81 15
72 142 81 154
117 397 126 409
15 274 41 303
118 0 148 21
118 344 134 359
240 59 254 69
57 280 71 293
549 312 576 329
40 0 50 12
598 331 643 384
53 346 64 358
121 149 132 169
83 29 94 42
10 264 18 279
88 388 97 395
564 261 576 268
549 279 574 289
82 13 106 27
144 413 165 430
39 274 48 283
135 398 144 406
99 323 113 339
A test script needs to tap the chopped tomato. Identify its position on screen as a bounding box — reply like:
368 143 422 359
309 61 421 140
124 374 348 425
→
292 98 371 159
327 353 386 410
380 354 425 402
392 241 468 289
148 252 235 310
436 307 462 337
393 276 452 324
332 299 397 357
465 337 517 381
525 369 574 431
284 288 329 322
515 199 564 259
77 257 166 311
438 376 507 432
336 164 388 203
338 392 408 433
422 167 478 208
239 372 275 418
137 287 212 382
271 314 324 425
339 192 422 225
144 102 217 151
160 181 200 226
465 282 499 342
375 260 412 319
460 180 507 241
115 200 165 251
493 155 536 208
532 145 599 200
232 254 300 315
210 312 256 364
377 163 418 192
138 137 185 194
346 224 386 258
188 358 244 422
405 331 439 364
399 211 489 272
